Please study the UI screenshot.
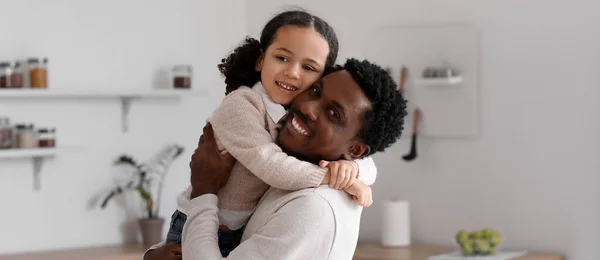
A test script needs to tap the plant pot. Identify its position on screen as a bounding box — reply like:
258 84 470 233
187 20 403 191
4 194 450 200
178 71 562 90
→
138 218 165 245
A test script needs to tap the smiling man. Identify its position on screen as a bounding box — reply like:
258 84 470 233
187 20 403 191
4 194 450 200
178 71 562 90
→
145 59 407 260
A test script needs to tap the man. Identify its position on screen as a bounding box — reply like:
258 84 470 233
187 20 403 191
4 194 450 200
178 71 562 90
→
145 59 407 260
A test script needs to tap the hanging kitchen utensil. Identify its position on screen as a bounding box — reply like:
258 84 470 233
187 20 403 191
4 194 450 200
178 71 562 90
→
402 108 421 161
399 66 421 162
399 66 407 92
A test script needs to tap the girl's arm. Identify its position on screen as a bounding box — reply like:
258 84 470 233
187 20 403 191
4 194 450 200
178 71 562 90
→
354 156 377 185
209 88 327 191
320 156 378 188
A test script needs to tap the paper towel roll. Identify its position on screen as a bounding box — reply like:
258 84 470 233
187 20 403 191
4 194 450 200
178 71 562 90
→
381 199 410 247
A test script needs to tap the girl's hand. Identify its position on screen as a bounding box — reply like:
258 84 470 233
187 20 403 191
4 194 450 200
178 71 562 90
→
344 181 373 207
319 160 359 190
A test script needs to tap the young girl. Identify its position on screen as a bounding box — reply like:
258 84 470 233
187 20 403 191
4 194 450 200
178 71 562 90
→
168 10 377 256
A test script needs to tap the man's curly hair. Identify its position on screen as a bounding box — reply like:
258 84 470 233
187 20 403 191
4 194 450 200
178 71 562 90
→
341 58 408 156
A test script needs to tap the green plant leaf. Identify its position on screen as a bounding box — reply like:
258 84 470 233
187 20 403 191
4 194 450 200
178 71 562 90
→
102 144 185 218
136 186 152 201
100 186 124 208
115 155 144 172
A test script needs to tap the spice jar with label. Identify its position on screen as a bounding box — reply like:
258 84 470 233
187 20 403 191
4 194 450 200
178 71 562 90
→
0 117 13 149
172 65 192 89
38 128 56 148
16 124 37 148
0 62 13 88
28 58 48 89
10 61 24 88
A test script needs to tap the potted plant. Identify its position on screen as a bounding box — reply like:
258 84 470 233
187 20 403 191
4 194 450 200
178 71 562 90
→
100 144 184 245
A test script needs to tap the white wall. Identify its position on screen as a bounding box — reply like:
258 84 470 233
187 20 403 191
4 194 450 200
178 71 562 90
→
248 1 600 259
0 0 247 254
1 0 597 258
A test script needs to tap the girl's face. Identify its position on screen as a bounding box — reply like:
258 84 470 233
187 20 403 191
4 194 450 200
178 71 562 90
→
255 25 330 105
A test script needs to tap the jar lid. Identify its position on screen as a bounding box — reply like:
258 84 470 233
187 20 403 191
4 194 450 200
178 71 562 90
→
38 128 49 133
173 64 192 71
0 62 10 68
15 124 26 129
27 58 40 64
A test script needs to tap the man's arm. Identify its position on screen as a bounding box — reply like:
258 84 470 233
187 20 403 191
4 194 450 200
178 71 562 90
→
143 242 182 260
182 193 335 260
144 240 165 256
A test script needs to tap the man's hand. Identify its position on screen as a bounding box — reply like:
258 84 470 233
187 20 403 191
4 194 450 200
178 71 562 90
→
343 180 373 207
190 122 237 199
144 243 182 260
319 160 359 190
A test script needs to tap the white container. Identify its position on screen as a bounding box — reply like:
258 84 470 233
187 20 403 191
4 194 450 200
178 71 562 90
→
380 199 410 247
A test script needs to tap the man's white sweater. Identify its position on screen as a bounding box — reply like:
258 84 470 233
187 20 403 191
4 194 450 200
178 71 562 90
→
180 185 363 260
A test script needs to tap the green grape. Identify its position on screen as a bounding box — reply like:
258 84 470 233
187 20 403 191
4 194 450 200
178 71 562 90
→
474 239 491 255
489 233 503 247
461 243 474 256
456 230 470 244
470 231 483 239
462 239 474 248
482 228 495 239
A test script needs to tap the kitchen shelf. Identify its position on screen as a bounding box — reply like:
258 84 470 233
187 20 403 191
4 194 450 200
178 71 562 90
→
0 148 58 191
0 147 57 158
0 88 208 132
0 88 206 98
414 76 463 86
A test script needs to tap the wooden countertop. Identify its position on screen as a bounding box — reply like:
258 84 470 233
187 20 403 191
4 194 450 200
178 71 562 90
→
0 244 148 260
0 243 565 260
353 244 565 260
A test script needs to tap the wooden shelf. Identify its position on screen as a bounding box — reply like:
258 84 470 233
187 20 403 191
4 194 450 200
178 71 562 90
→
0 88 208 132
0 148 59 191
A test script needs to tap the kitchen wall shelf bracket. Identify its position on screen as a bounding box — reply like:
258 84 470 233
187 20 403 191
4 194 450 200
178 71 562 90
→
0 148 57 191
121 97 133 133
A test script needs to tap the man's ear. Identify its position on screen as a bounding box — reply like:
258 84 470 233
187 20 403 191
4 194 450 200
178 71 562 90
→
255 50 265 72
344 142 370 160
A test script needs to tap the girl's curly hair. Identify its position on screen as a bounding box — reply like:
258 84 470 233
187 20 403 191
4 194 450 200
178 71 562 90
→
218 10 339 95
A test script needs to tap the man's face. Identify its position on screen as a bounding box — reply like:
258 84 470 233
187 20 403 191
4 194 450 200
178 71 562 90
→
277 70 372 163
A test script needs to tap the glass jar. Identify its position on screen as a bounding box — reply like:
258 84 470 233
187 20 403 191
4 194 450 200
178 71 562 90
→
172 65 192 89
50 128 56 146
17 124 36 148
0 117 13 149
38 128 56 148
28 58 48 89
0 62 12 88
10 61 24 88
13 124 25 148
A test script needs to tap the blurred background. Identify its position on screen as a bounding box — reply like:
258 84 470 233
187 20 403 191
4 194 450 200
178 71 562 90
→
0 0 598 259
